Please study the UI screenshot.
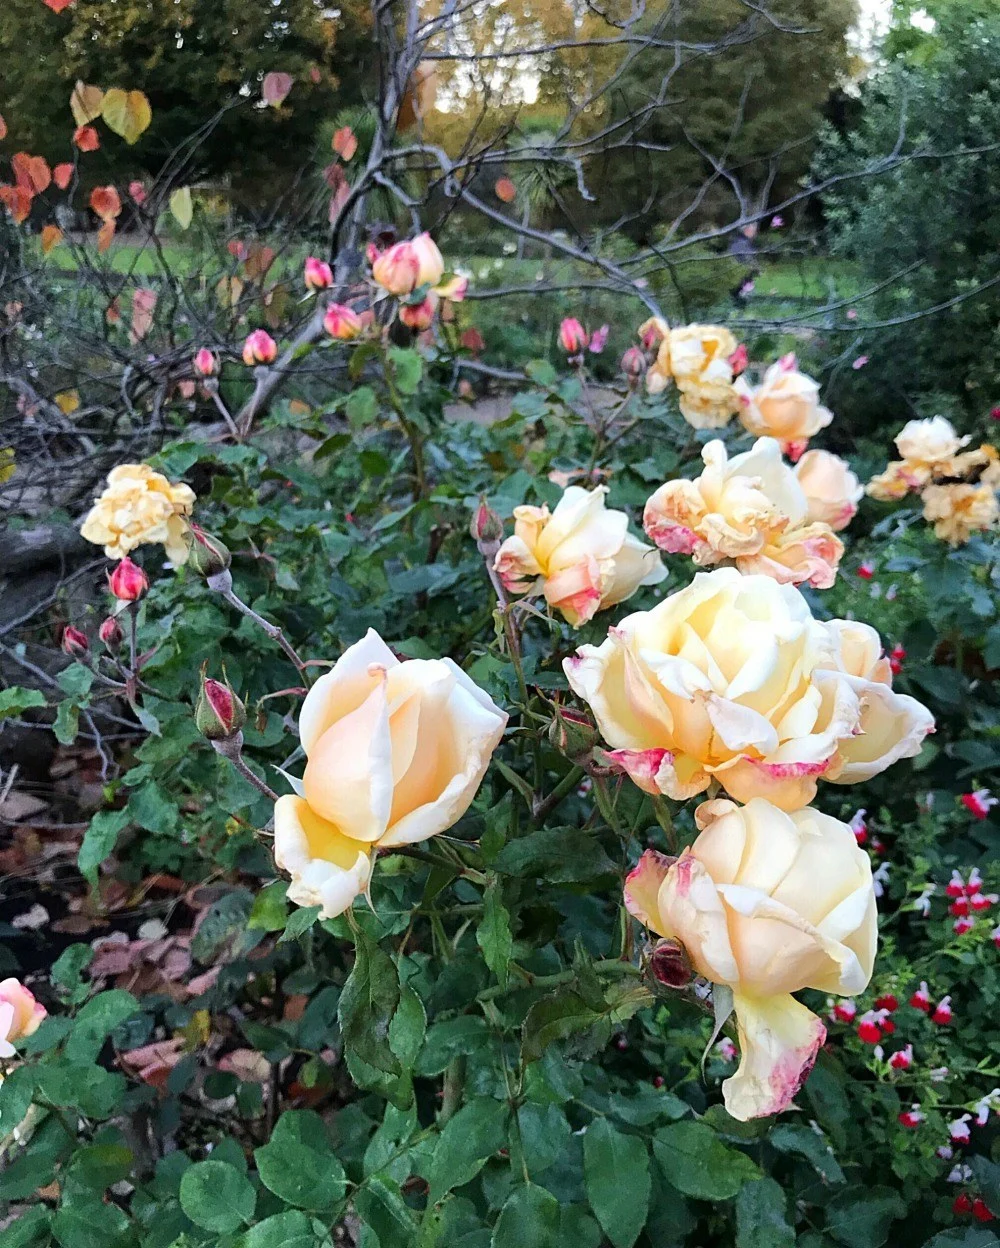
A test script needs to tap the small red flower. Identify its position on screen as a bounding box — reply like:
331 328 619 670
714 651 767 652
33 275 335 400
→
875 994 898 1013
973 1199 996 1224
857 1017 882 1044
953 1193 973 1216
932 996 953 1025
962 790 998 820
858 561 875 580
910 982 931 1012
946 870 967 898
889 1044 913 1071
898 1106 924 1129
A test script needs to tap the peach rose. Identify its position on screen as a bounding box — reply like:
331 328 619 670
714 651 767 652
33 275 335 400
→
0 978 46 1057
644 439 842 589
793 450 862 530
80 464 195 564
274 631 506 918
563 567 933 810
626 798 876 1120
736 355 833 454
922 483 1000 546
494 485 667 627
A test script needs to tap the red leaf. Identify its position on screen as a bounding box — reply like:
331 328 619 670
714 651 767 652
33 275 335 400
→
333 126 358 161
43 0 75 11
0 185 32 225
12 152 50 194
73 125 100 152
89 184 122 222
495 177 516 203
53 162 74 190
97 220 116 252
262 71 294 107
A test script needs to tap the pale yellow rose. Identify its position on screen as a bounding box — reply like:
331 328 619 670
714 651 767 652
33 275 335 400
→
644 439 842 588
493 486 666 628
736 357 833 455
80 464 195 564
274 630 507 918
0 978 45 1057
669 325 740 429
563 567 933 810
921 482 1000 546
625 798 876 1120
894 415 968 468
866 460 926 501
793 450 862 530
677 389 741 430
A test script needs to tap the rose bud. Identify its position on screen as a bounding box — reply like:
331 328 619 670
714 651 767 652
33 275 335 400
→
470 500 504 546
399 294 437 332
61 625 89 657
558 317 588 355
193 347 217 378
109 556 149 602
99 616 124 651
547 705 600 760
411 233 445 288
186 525 232 582
588 324 609 355
324 303 363 341
371 240 421 295
242 329 278 366
195 673 246 741
649 937 692 989
621 346 646 382
304 256 334 291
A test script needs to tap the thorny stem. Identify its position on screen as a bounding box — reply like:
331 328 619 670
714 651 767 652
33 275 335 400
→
212 734 280 802
532 764 586 824
215 581 307 675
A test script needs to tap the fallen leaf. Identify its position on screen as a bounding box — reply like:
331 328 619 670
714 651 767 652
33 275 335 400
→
130 288 157 343
119 1037 185 1088
44 0 75 12
101 88 152 145
73 125 100 152
262 71 294 107
89 184 122 222
55 389 80 414
495 176 516 203
169 186 193 230
217 1048 270 1083
333 125 357 161
41 224 63 254
12 152 51 194
53 163 74 190
70 82 103 126
97 220 116 252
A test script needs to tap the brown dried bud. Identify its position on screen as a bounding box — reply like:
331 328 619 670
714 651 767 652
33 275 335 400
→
649 938 692 989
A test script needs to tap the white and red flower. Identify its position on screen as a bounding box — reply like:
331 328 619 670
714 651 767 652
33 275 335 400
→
961 790 998 820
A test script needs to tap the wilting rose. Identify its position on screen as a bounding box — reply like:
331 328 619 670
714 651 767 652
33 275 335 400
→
922 483 1000 546
242 329 278 366
0 977 46 1057
668 325 741 429
736 355 833 454
273 630 507 918
563 566 933 810
625 798 876 1120
643 438 842 589
494 485 666 627
324 303 363 340
304 256 334 291
793 449 862 530
81 464 196 564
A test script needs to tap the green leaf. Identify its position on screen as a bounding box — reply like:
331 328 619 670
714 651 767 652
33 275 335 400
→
491 1184 560 1247
920 1230 1000 1248
389 982 427 1071
0 1207 50 1248
179 1159 256 1232
495 828 616 882
769 1124 844 1184
477 877 513 988
825 1186 906 1248
339 927 401 1076
0 1065 35 1133
652 1121 760 1201
279 904 322 942
126 782 178 834
248 880 289 931
67 1141 135 1190
515 1102 571 1175
65 990 139 1063
427 1096 508 1204
0 686 46 721
735 1178 795 1248
51 1197 131 1248
416 1016 490 1076
583 1118 650 1248
254 1109 347 1212
53 699 80 745
355 1175 420 1246
521 988 603 1064
346 385 378 428
78 808 129 889
387 346 423 394
237 1211 315 1248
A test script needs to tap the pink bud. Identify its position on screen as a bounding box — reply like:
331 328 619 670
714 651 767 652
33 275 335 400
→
558 317 588 354
371 240 421 295
109 557 149 602
195 674 246 740
588 324 609 355
782 438 808 463
304 256 334 291
242 329 278 366
470 500 504 545
399 294 438 332
98 616 124 650
621 346 646 380
323 303 363 340
61 625 89 657
129 180 148 205
193 347 217 378
770 214 784 228
852 355 869 370
728 343 748 375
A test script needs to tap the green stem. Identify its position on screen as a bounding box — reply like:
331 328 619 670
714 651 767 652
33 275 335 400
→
532 764 586 824
439 1055 466 1125
476 958 640 1004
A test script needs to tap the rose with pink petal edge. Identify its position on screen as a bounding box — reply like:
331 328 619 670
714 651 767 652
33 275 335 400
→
0 978 46 1056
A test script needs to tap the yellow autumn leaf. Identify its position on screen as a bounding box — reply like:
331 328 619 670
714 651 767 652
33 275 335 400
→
55 390 80 415
215 275 244 308
169 187 193 230
101 88 152 145
0 448 15 486
41 225 63 255
70 82 104 127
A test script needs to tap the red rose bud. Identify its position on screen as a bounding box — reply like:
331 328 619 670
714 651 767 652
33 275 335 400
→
98 616 124 650
242 329 278 366
621 346 646 383
193 347 217 378
547 705 600 760
558 317 588 354
187 525 232 580
61 625 89 657
649 939 692 989
304 256 334 291
470 500 504 546
109 556 149 602
195 674 246 741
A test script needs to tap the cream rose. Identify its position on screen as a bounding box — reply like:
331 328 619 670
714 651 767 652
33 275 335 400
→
736 356 833 456
793 450 862 531
80 464 195 564
894 415 969 467
643 438 842 588
669 325 740 429
922 482 1000 546
0 978 46 1057
493 486 666 628
626 798 876 1120
563 567 933 810
274 630 507 918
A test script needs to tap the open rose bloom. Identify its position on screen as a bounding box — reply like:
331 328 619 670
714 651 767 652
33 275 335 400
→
0 977 46 1058
80 464 196 564
736 356 832 457
493 485 666 627
668 324 741 429
922 482 1000 545
274 630 507 918
643 437 844 588
564 567 933 809
793 449 863 531
626 799 876 1120
868 416 972 500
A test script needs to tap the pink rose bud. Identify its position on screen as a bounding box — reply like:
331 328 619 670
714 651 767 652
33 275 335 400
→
323 303 363 340
399 294 437 331
410 232 445 287
0 978 46 1046
588 324 610 354
371 240 421 295
558 317 588 354
61 625 89 657
991 406 1000 420
109 556 149 602
649 938 692 989
242 329 278 366
304 256 334 291
194 673 246 741
99 616 124 650
728 343 749 375
193 347 217 378
621 346 646 380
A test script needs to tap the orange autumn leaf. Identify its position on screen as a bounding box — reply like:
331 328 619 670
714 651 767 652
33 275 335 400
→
97 220 116 252
130 288 157 343
0 185 32 225
0 114 7 141
494 177 516 204
73 125 100 152
89 185 122 222
41 225 63 254
70 82 104 127
53 163 74 190
12 153 51 194
106 297 122 325
333 126 357 161
243 244 276 282
55 390 80 415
